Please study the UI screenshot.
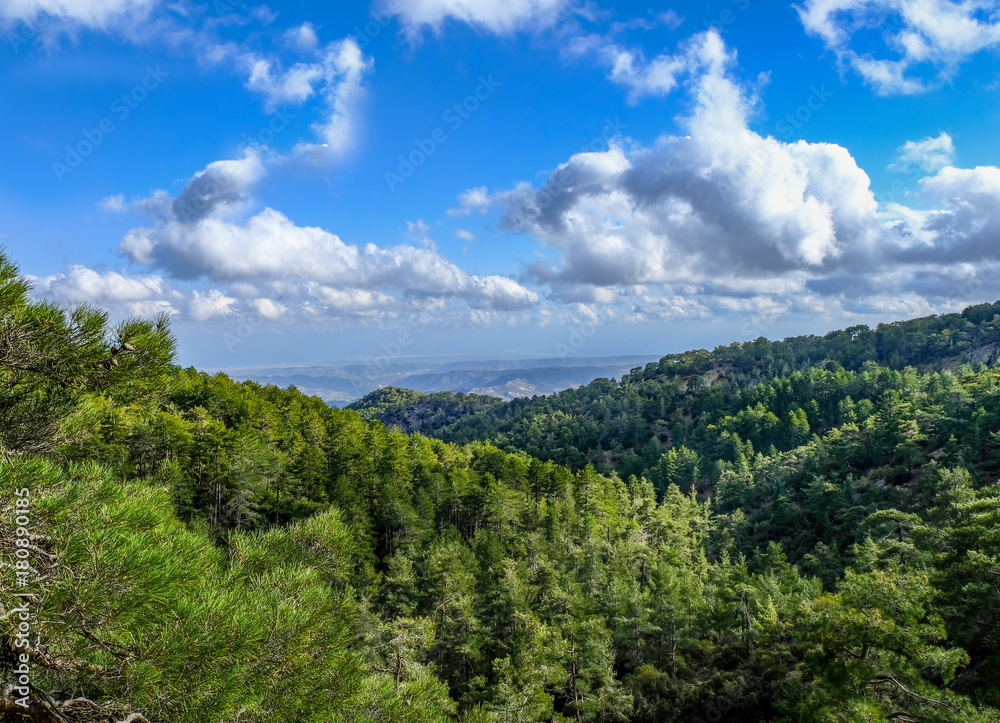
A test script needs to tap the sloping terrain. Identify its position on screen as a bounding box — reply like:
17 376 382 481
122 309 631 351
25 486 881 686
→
227 355 656 404
4 249 1000 722
357 303 1000 486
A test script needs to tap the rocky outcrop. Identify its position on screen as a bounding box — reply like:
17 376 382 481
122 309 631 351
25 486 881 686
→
968 343 1000 366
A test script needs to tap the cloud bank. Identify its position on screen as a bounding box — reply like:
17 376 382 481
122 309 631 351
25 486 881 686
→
457 31 1000 321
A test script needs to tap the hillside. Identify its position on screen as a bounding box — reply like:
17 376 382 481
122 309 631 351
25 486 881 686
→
358 303 1000 485
3 250 1000 722
348 387 506 435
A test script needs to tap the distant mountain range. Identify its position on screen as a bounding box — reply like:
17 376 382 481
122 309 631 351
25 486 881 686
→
219 355 659 406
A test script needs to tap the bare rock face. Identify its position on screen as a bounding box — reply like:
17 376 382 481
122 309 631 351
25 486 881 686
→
968 343 1000 366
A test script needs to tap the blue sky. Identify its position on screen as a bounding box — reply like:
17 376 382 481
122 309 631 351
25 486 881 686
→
2 0 1000 370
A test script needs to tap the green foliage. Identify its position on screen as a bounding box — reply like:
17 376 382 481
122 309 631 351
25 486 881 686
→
3 249 1000 721
367 304 1000 492
0 252 175 453
349 387 505 435
0 456 452 723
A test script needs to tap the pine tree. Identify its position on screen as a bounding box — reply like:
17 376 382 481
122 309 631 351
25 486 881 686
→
0 252 174 454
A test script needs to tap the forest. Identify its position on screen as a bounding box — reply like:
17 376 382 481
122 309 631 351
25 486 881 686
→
3 247 1000 722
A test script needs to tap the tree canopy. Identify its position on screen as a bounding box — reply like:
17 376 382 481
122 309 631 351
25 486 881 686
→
3 248 1000 722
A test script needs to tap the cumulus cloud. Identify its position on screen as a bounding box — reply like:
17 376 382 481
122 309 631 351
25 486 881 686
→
447 186 490 216
381 0 570 37
27 266 282 323
284 22 319 53
233 37 372 164
565 31 707 103
890 165 1000 264
797 0 1000 94
172 152 266 222
460 29 1000 319
0 0 157 28
188 289 237 321
492 31 881 289
104 150 265 225
120 207 538 311
28 266 180 318
562 19 753 104
288 38 372 164
107 152 538 320
889 132 956 173
98 103 540 324
244 57 325 110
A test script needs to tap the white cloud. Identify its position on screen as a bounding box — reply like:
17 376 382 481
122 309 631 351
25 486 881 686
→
252 297 286 319
0 0 157 28
609 10 684 34
447 186 490 216
456 229 477 241
172 152 266 223
189 289 237 321
406 219 438 250
120 206 538 312
29 266 311 325
244 57 324 110
381 0 569 37
284 22 319 52
566 35 690 102
457 30 1000 319
849 56 927 95
564 22 738 104
103 128 538 327
607 47 688 102
289 38 372 164
797 0 1000 94
232 37 372 164
889 132 956 173
28 266 179 318
492 32 880 289
107 150 265 226
99 193 127 212
892 165 1000 264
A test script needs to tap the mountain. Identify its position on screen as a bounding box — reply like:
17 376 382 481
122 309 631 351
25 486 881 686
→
222 354 657 405
6 246 1000 722
356 301 1000 485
